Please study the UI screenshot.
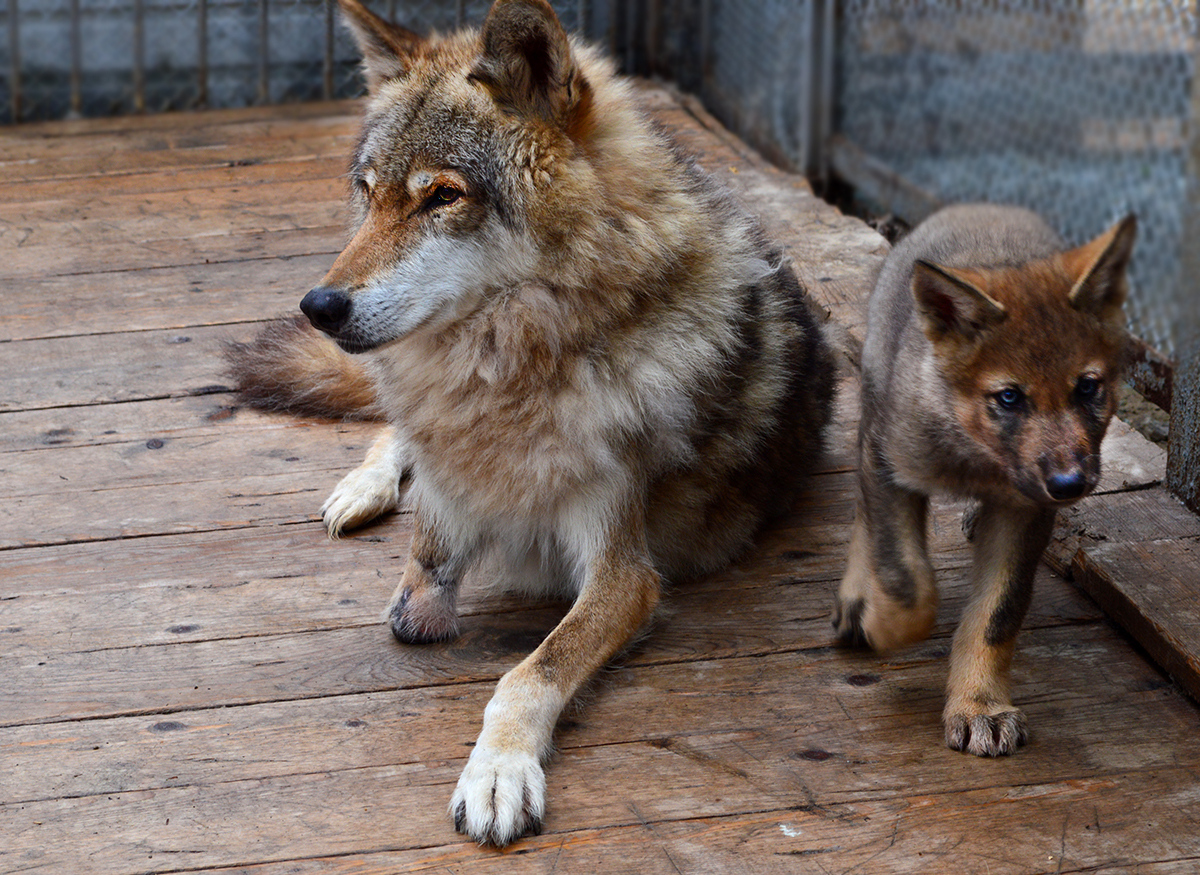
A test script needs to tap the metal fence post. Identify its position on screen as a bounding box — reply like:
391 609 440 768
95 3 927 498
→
1167 40 1200 514
1168 343 1199 512
198 0 208 108
802 0 835 185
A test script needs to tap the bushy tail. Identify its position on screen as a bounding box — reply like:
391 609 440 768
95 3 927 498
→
224 315 382 420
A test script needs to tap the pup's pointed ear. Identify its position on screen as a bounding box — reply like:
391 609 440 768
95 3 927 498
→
1065 214 1137 324
469 0 585 126
339 0 424 92
912 260 1008 343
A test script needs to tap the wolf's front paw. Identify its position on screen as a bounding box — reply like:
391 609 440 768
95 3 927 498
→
450 746 545 846
944 705 1028 756
321 465 400 537
385 582 459 644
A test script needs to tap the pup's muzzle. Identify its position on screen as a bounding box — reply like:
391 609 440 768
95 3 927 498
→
1044 469 1089 502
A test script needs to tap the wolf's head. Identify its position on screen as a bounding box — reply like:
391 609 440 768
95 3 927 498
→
301 0 604 353
911 215 1137 507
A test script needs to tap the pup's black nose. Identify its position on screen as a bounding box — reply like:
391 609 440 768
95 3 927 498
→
1046 470 1088 501
300 286 351 334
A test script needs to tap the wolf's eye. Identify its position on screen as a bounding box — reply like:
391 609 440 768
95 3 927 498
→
428 185 463 208
1076 376 1101 399
995 387 1025 410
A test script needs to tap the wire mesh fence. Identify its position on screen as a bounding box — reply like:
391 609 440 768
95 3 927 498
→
0 1 590 123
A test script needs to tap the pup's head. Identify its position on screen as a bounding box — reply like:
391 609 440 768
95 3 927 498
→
912 214 1137 506
301 0 596 353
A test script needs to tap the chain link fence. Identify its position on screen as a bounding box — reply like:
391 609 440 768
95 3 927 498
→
0 1 590 123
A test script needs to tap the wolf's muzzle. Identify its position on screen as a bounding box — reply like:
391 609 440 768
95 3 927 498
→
300 286 352 335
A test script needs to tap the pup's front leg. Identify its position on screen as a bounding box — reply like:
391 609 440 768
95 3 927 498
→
385 508 466 644
322 425 409 537
835 445 939 651
944 502 1056 756
451 510 661 846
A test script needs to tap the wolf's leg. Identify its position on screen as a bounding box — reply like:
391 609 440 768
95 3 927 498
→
943 502 1056 756
384 507 468 644
322 425 409 536
834 450 938 651
450 506 661 847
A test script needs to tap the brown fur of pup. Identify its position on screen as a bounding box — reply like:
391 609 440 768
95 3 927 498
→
227 0 835 847
834 203 1135 757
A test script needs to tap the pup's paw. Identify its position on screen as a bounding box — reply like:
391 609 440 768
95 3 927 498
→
832 595 936 652
450 747 545 846
944 706 1028 757
832 597 869 648
321 465 400 537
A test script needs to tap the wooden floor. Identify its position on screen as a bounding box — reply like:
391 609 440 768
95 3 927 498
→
3 87 1200 875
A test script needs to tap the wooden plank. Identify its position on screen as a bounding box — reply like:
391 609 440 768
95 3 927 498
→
1 154 349 207
3 222 343 280
0 421 377 548
1072 539 1200 701
1053 486 1200 555
0 99 359 142
1 492 1099 662
0 522 1104 728
3 255 329 343
160 811 1200 875
0 180 346 279
1 613 1181 805
0 101 359 165
0 394 347 453
3 705 1199 873
1096 414 1167 493
0 325 260 413
1126 332 1175 413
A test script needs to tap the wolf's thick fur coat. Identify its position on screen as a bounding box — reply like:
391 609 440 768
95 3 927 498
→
835 203 1135 757
227 0 835 846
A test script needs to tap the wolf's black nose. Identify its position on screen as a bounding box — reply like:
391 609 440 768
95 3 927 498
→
1046 470 1088 501
300 286 351 334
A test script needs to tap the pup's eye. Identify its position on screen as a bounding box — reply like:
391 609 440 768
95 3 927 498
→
428 185 463 207
995 387 1025 410
1076 376 1102 399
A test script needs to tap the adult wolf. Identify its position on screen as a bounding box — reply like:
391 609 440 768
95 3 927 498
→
834 203 1135 757
228 0 835 847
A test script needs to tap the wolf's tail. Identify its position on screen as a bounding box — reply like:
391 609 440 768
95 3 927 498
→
224 315 382 420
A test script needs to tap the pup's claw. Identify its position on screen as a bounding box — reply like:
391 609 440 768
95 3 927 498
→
321 464 401 537
945 708 1028 757
450 748 546 847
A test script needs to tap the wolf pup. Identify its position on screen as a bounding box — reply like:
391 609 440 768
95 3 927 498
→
834 203 1135 757
227 0 835 846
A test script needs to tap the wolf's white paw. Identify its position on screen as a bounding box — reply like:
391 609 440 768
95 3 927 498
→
450 746 545 846
320 465 400 537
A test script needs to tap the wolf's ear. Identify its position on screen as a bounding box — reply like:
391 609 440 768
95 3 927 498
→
470 0 587 127
1065 214 1137 324
912 260 1008 343
339 0 423 92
